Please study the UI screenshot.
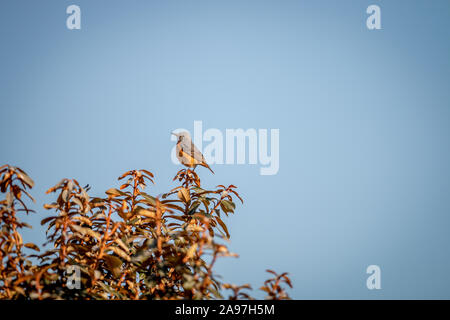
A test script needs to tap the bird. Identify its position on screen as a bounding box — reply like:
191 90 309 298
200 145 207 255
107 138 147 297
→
172 131 214 174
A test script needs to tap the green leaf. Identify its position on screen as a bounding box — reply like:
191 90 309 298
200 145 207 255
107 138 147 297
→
178 187 190 204
220 200 235 214
105 188 127 198
109 246 131 261
103 254 123 277
140 192 156 206
187 201 201 215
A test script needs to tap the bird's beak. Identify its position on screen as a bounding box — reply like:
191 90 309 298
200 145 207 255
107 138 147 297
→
171 131 177 137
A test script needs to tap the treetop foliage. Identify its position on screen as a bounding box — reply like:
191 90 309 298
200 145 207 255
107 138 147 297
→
0 164 292 300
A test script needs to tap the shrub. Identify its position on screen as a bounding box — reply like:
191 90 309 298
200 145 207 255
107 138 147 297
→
0 164 291 300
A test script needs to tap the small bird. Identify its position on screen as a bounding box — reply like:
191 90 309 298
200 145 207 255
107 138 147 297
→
172 131 214 174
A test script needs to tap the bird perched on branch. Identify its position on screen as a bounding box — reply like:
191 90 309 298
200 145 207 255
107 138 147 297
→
172 131 214 174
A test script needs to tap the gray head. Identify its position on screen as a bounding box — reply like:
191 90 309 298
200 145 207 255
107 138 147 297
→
171 131 191 143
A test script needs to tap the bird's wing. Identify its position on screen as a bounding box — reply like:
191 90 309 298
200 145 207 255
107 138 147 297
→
180 137 206 163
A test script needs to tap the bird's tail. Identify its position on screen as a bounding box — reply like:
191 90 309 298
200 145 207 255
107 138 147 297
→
203 163 215 174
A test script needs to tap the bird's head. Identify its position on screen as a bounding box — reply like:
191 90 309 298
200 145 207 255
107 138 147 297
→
171 131 191 142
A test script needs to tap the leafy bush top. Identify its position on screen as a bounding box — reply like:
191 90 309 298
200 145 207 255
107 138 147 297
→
0 164 291 300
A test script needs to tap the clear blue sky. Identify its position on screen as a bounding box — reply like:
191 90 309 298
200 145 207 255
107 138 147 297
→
1 0 449 299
